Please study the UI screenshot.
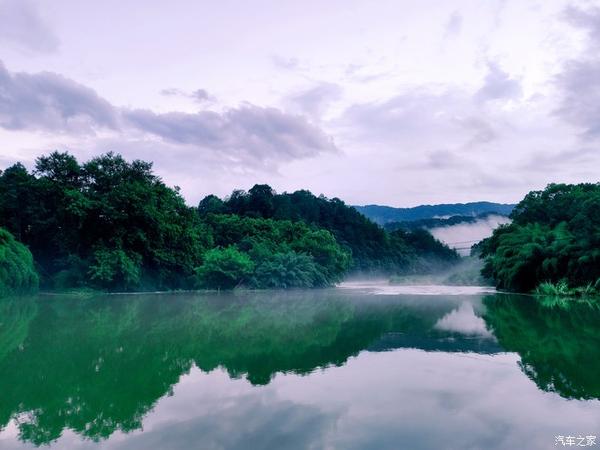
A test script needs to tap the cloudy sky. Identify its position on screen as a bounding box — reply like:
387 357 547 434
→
0 0 598 206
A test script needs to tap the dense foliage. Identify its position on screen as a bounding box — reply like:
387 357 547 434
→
0 152 458 291
478 183 600 292
198 214 351 288
199 185 458 273
0 228 38 296
0 152 209 291
393 228 460 268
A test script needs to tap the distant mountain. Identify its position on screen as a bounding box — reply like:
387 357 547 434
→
383 212 508 232
354 202 515 225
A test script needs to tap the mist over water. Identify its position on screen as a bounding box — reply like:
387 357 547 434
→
2 289 600 450
338 280 495 295
428 215 511 255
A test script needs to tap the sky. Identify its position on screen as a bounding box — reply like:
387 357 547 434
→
0 0 599 206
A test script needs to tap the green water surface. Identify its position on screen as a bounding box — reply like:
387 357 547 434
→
0 285 599 449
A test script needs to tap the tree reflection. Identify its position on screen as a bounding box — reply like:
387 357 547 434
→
483 294 600 400
0 291 530 445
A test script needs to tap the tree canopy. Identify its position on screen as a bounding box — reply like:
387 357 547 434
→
199 185 458 273
198 214 351 288
0 227 38 296
0 152 209 291
478 183 600 292
0 151 459 291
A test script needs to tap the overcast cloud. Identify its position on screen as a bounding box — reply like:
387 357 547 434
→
123 105 337 164
556 5 600 138
0 61 117 132
0 0 59 53
0 0 597 205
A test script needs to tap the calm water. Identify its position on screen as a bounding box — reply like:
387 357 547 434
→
1 284 599 450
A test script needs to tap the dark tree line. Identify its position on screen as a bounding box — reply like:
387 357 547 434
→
0 152 207 291
384 211 505 232
0 152 458 291
199 184 459 273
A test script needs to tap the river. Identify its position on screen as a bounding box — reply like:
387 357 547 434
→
0 284 599 449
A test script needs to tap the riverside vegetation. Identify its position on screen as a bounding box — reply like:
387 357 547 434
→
0 227 38 296
478 183 600 297
0 152 458 292
2 152 597 296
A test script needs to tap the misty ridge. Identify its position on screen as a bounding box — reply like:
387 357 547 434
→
358 207 513 257
428 214 511 255
341 207 515 287
353 202 515 225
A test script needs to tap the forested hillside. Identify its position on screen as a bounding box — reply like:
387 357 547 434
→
199 185 458 273
383 212 508 232
478 183 600 294
355 202 515 225
0 152 458 292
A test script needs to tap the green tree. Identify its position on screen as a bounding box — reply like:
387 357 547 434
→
480 183 600 292
290 228 351 282
252 251 326 288
0 163 38 243
219 184 458 273
0 228 39 296
202 214 351 288
88 247 142 290
0 152 211 291
198 194 228 216
195 247 254 289
0 153 460 292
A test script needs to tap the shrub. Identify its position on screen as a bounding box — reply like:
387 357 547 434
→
88 247 142 291
195 247 254 289
251 252 327 289
0 228 38 296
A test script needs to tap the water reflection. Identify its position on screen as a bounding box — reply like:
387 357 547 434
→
484 294 600 400
0 289 599 448
434 301 494 338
